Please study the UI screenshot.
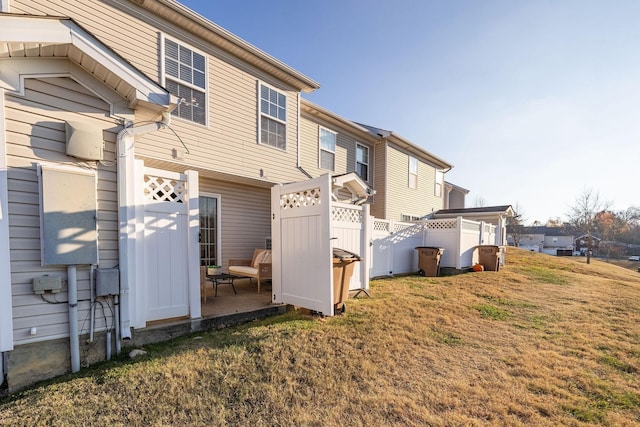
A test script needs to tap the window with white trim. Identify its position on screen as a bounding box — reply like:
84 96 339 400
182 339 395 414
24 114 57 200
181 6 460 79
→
356 144 369 181
409 156 418 189
401 213 422 222
259 83 287 150
163 37 206 125
435 170 444 197
319 127 336 171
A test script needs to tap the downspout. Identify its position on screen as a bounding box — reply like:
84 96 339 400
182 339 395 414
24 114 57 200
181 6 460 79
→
296 92 301 168
116 115 171 341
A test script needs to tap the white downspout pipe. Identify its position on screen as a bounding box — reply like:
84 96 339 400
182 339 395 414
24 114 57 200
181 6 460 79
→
116 116 170 340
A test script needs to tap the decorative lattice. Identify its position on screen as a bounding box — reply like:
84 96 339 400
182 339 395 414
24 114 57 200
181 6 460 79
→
332 206 363 223
144 175 185 203
373 220 390 232
425 219 457 230
394 223 413 232
280 187 321 209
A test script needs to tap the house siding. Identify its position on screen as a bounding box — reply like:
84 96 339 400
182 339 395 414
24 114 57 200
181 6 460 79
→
6 77 120 345
385 144 442 221
12 0 306 185
299 114 372 181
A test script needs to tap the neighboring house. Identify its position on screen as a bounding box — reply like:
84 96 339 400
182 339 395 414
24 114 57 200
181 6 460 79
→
356 123 452 222
508 227 575 255
0 0 459 392
574 234 601 255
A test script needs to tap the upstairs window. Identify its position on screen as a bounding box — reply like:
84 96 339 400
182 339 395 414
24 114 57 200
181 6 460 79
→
259 83 287 150
163 37 206 125
356 144 369 181
435 170 444 197
319 127 336 171
409 156 418 189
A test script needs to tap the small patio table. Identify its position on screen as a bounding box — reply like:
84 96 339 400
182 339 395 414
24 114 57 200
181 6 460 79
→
206 273 245 297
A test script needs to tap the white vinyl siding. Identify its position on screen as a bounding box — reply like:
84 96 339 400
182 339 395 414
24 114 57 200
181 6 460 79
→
5 77 120 344
386 145 440 221
356 144 369 181
259 83 287 150
318 127 336 171
163 36 207 125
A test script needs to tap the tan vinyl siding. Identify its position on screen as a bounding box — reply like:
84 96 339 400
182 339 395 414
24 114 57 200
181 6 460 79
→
198 179 271 270
370 143 387 219
385 144 443 221
298 114 372 180
6 77 121 344
12 0 307 184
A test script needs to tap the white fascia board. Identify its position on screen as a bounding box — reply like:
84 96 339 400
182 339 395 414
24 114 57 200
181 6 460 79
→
0 15 172 109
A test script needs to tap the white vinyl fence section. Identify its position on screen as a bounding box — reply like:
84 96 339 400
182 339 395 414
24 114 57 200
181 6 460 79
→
371 219 424 277
370 217 498 276
272 174 371 316
331 202 371 291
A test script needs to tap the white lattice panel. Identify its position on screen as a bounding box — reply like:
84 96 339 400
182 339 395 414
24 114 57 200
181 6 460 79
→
332 206 363 223
394 222 413 233
425 219 457 230
374 220 390 232
280 187 321 209
143 175 185 203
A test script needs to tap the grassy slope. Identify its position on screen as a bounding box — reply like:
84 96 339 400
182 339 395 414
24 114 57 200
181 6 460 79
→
1 248 639 426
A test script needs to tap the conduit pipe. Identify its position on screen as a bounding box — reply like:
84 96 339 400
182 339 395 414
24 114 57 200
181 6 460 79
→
116 115 171 341
89 265 95 343
67 265 80 373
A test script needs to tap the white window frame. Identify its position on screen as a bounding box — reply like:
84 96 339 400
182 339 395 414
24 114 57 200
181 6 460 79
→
401 213 422 222
409 156 418 189
258 82 287 151
435 170 444 197
161 34 207 126
356 143 369 181
199 193 222 268
318 127 336 171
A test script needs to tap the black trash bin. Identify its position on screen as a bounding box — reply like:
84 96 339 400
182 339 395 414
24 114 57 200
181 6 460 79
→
475 245 502 271
415 246 445 276
332 248 361 314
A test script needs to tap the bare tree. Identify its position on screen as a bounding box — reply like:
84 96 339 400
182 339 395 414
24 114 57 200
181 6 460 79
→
472 196 487 208
507 203 526 247
567 189 610 264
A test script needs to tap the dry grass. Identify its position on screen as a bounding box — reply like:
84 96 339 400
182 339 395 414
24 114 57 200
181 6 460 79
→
2 248 640 426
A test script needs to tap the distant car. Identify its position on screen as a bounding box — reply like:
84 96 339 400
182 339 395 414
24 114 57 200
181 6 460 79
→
628 256 640 261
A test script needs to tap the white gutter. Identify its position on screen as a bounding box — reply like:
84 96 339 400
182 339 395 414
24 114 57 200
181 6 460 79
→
0 88 13 355
116 115 171 340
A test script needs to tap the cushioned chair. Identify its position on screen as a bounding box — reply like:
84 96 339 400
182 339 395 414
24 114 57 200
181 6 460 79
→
228 249 272 293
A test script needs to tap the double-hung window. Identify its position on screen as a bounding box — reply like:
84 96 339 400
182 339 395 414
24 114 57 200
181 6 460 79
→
435 170 444 197
259 83 287 150
319 127 336 171
163 37 206 125
409 156 418 189
356 144 369 181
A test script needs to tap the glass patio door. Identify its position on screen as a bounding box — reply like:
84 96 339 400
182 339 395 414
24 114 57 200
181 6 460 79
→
199 195 221 267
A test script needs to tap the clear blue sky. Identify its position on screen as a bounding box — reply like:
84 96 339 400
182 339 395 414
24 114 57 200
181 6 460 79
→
180 0 639 225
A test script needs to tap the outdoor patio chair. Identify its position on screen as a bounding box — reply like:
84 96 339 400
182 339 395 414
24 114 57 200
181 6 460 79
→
228 249 272 293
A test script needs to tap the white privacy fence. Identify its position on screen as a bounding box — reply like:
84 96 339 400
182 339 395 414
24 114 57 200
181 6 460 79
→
371 217 497 276
331 202 371 291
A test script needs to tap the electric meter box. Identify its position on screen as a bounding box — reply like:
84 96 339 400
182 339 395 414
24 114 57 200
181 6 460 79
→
95 268 119 296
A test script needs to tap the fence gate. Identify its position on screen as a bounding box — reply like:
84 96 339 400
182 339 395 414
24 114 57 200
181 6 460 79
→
142 167 189 322
271 175 333 315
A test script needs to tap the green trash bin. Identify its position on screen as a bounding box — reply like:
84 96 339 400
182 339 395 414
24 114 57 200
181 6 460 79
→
415 246 445 277
475 245 502 271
